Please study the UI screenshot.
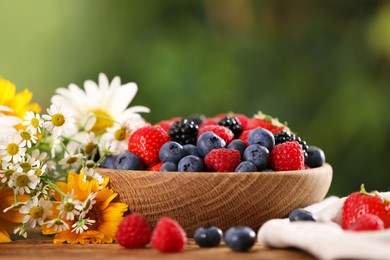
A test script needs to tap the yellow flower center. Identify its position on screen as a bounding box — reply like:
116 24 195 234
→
31 117 40 128
30 206 44 219
89 109 114 134
66 157 78 165
63 202 75 212
7 143 19 156
51 114 65 127
20 131 31 141
86 175 93 181
4 169 15 179
86 208 100 230
16 175 29 187
54 219 63 225
35 168 42 176
85 142 95 155
20 162 32 173
114 128 126 141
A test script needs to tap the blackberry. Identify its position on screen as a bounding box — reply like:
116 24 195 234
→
168 119 199 145
186 114 206 126
218 116 243 138
274 131 309 159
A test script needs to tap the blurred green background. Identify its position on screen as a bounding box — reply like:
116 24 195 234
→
1 0 390 197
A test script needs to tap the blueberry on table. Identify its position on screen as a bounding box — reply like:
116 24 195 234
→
114 151 144 170
178 155 204 172
248 128 275 151
243 144 269 171
235 161 257 172
194 226 223 248
159 141 186 164
224 226 256 252
160 162 178 172
306 146 326 168
288 208 317 222
197 132 226 157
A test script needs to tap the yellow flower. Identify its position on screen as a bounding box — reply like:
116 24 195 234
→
0 187 29 243
0 76 40 120
49 172 127 244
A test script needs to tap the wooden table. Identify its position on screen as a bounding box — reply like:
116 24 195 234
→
0 230 316 260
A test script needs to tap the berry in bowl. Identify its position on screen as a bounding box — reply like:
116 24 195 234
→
97 112 332 236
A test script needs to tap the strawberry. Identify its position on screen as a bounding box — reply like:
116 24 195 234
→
151 217 187 253
247 111 289 134
155 117 181 133
148 162 164 171
198 125 234 144
342 185 390 229
204 148 241 172
128 126 171 167
116 213 152 248
348 213 385 231
269 141 305 171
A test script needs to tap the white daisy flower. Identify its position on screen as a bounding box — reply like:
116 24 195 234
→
22 111 43 135
0 163 21 184
45 218 69 233
0 106 21 135
9 170 40 195
19 130 38 148
42 104 76 138
18 154 40 173
58 153 84 170
76 192 97 219
57 191 82 221
71 218 96 234
82 167 104 186
66 132 98 156
50 73 150 136
19 197 53 228
0 134 26 163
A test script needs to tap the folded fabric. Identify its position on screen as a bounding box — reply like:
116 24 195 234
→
257 193 390 260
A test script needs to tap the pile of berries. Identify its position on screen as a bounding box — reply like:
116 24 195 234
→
288 184 390 232
116 212 256 253
100 112 326 172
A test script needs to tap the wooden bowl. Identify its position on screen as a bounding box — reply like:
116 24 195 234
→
97 163 332 237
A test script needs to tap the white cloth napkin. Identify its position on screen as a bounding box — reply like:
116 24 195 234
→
257 192 390 260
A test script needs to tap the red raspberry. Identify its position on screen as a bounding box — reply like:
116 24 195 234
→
151 217 187 253
199 118 218 129
247 118 287 134
269 141 304 171
116 213 152 248
148 162 163 171
198 125 234 144
128 126 171 167
238 129 251 145
155 117 181 133
342 185 390 229
204 148 241 172
348 213 385 231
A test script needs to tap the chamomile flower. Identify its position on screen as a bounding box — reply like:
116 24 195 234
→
22 111 43 135
45 218 69 233
58 153 84 170
9 170 40 195
76 192 97 219
19 197 52 228
18 154 40 173
19 130 38 148
57 191 82 221
42 104 75 138
50 73 150 136
13 224 28 239
82 167 104 186
0 134 26 163
71 218 96 234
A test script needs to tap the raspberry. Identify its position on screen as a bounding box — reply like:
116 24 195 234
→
128 126 171 167
217 116 243 138
204 148 241 172
116 213 152 248
348 213 385 231
238 130 251 145
151 217 187 253
199 118 218 129
269 141 304 171
198 125 234 144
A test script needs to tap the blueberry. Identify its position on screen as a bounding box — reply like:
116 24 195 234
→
99 155 117 169
235 161 257 172
288 208 317 222
227 139 247 157
160 162 178 172
114 151 144 170
248 128 275 151
159 141 186 164
197 132 226 157
224 226 256 252
194 226 223 248
243 144 269 171
182 144 200 157
178 155 204 172
306 146 325 168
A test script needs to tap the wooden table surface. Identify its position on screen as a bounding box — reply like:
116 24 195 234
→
0 229 316 260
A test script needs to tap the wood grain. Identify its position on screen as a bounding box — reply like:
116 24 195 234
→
97 163 332 237
0 230 316 260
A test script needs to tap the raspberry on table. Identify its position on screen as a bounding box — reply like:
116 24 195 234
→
116 213 152 249
151 217 187 253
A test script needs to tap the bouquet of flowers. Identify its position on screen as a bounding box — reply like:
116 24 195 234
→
0 74 149 244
